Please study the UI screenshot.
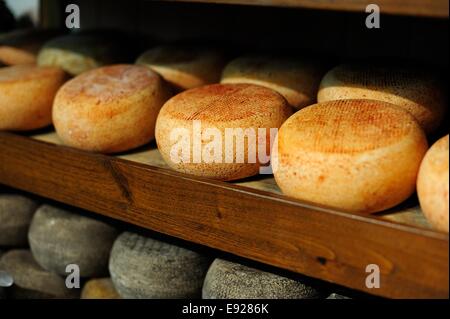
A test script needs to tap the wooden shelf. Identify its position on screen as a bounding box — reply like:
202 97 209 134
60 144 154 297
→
161 0 449 18
0 131 448 298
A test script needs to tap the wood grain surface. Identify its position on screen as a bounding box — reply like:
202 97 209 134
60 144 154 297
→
0 131 448 298
161 0 449 18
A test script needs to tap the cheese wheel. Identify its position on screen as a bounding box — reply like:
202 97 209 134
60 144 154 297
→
273 99 428 214
0 65 66 131
0 46 36 65
0 29 61 66
136 46 225 91
0 250 78 299
81 278 121 299
0 194 38 247
53 64 171 153
109 232 211 299
417 135 449 232
156 83 292 181
37 33 130 76
28 204 119 277
318 64 446 134
202 259 322 299
221 55 326 109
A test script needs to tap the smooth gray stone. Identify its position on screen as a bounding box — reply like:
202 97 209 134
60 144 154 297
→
0 250 79 299
28 204 119 277
109 232 211 299
0 194 39 247
203 259 322 299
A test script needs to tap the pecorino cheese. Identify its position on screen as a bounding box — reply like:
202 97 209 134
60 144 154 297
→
28 204 119 277
273 99 428 213
318 64 447 134
109 232 211 299
202 259 322 299
417 135 449 232
0 194 38 247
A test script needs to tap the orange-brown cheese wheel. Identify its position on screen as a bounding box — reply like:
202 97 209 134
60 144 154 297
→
53 64 171 153
221 55 326 110
155 83 292 181
136 46 225 91
0 46 36 66
273 99 428 214
417 135 449 232
318 64 447 134
0 65 66 131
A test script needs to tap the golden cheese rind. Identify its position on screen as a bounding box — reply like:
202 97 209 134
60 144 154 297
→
273 99 428 214
53 64 171 153
417 135 449 233
155 83 292 181
0 64 66 131
136 46 225 91
221 55 326 109
318 64 447 134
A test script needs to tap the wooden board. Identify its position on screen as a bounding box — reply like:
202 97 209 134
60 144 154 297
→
161 0 449 18
0 131 447 298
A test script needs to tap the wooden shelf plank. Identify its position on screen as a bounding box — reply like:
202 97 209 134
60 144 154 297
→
0 131 448 298
161 0 449 18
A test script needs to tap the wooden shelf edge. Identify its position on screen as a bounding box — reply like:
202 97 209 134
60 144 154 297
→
161 0 449 18
0 132 448 298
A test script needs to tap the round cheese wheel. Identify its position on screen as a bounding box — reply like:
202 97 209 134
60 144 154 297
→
0 29 61 66
221 55 326 109
136 46 225 91
81 278 120 299
0 194 38 247
202 259 322 299
273 99 428 214
417 135 449 232
28 204 119 277
0 65 66 131
53 64 171 153
37 33 129 76
0 46 36 65
0 250 78 299
317 64 446 134
155 83 292 181
109 232 211 299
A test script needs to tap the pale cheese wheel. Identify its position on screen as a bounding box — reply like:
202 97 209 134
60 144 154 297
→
37 33 130 76
0 46 36 65
136 46 225 91
0 65 66 131
221 55 326 109
318 64 447 134
202 259 322 299
273 99 428 213
155 83 292 181
53 64 171 153
417 135 449 232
